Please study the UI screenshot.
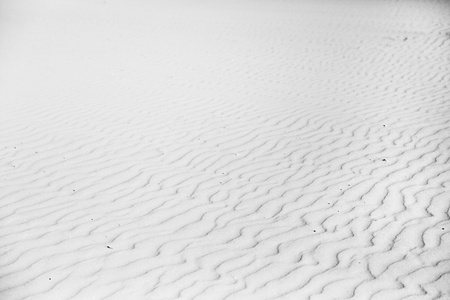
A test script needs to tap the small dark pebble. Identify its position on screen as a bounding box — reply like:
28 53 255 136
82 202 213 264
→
442 228 445 230
382 159 387 162
107 246 112 249
313 230 316 232
49 278 51 280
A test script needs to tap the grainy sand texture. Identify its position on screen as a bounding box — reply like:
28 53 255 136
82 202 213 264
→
1 0 450 299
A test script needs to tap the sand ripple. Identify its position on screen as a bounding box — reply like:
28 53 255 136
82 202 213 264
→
1 0 449 299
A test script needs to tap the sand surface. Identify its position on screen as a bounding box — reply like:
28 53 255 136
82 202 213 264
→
1 0 450 299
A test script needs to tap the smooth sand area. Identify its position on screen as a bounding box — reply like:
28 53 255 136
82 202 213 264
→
1 0 449 299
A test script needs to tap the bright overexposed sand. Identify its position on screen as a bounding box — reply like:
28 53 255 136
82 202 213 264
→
1 0 449 299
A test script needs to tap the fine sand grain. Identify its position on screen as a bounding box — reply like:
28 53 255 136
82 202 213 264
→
1 0 450 299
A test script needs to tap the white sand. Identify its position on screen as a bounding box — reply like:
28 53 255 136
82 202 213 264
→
1 0 450 299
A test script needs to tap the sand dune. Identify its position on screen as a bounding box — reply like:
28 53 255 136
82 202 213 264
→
1 0 450 299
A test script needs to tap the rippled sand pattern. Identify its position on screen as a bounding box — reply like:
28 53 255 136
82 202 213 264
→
1 0 450 299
